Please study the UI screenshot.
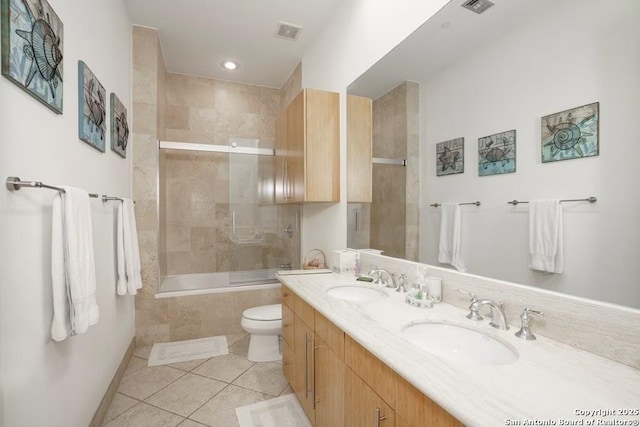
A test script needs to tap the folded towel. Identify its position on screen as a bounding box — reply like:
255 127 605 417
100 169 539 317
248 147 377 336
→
51 187 99 341
529 199 563 274
438 203 466 272
121 198 142 295
116 201 127 295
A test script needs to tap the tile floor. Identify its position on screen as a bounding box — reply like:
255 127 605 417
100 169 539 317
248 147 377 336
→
103 333 294 427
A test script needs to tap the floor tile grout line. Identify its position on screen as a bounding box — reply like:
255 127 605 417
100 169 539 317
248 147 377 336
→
183 382 234 421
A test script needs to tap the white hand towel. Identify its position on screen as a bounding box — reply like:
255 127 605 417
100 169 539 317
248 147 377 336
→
438 203 466 272
51 194 71 341
116 201 127 295
529 199 563 274
50 187 99 341
122 199 142 294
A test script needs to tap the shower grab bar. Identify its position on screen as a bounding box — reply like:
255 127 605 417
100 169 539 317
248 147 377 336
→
507 196 597 205
430 201 481 207
372 157 406 166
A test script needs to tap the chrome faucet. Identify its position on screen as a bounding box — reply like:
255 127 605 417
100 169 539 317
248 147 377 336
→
395 273 409 293
469 299 510 330
367 267 396 289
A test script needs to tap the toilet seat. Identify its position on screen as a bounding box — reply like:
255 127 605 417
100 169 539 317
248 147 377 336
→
242 304 281 321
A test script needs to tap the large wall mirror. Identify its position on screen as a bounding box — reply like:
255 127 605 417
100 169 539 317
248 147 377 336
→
347 0 640 308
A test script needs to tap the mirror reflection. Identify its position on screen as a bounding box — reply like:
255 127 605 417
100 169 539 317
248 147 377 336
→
347 0 640 308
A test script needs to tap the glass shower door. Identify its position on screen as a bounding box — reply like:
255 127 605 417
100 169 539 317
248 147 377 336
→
228 138 300 285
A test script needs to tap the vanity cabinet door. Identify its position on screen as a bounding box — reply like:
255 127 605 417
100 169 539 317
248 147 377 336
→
282 339 295 390
345 368 395 427
314 335 344 427
395 375 462 427
294 315 315 422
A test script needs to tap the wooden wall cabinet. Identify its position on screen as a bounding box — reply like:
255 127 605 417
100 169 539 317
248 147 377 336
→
275 89 340 204
347 94 373 203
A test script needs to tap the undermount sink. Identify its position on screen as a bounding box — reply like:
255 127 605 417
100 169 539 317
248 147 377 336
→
326 285 387 302
401 320 519 366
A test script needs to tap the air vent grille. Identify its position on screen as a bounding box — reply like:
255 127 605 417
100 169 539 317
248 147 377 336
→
461 0 495 14
275 22 303 41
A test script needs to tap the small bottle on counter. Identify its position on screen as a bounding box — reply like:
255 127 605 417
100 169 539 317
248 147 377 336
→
354 252 361 277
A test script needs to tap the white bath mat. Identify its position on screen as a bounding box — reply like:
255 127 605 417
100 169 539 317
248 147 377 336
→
147 336 228 367
236 394 311 427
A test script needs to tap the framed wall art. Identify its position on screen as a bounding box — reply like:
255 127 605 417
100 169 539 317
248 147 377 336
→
541 102 599 163
1 0 64 113
78 60 106 152
478 129 516 176
436 137 464 176
110 93 128 158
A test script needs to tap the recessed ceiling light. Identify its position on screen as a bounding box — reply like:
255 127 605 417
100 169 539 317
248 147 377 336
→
221 60 238 70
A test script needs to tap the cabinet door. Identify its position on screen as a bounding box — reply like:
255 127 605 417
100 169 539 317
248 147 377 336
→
305 89 340 202
294 315 315 422
286 90 305 203
347 94 372 203
275 112 287 204
395 375 462 427
282 339 295 390
345 368 395 427
314 335 344 427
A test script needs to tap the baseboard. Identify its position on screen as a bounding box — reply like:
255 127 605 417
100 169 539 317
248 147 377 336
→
89 337 136 427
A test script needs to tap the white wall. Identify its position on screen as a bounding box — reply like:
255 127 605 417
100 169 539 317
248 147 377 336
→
300 0 449 259
0 1 134 425
420 0 640 307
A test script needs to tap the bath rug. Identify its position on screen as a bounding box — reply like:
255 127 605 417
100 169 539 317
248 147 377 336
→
147 336 228 367
236 394 311 427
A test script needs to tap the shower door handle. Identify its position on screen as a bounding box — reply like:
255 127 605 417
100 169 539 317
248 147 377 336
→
355 210 360 233
282 162 289 200
232 211 236 235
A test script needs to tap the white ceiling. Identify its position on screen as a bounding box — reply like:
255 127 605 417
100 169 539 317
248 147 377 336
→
125 0 345 88
348 0 555 99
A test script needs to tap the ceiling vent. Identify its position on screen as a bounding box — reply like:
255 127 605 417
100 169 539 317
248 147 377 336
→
461 0 495 14
275 22 303 41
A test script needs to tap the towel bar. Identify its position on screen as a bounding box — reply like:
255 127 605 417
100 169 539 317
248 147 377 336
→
507 197 597 206
430 201 481 208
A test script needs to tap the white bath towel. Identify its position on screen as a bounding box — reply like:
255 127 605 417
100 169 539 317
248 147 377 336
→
438 203 466 272
51 187 99 341
119 198 142 295
529 199 563 274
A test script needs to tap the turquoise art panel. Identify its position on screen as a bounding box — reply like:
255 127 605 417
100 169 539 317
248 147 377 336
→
1 0 64 113
541 102 599 163
478 129 516 176
78 61 106 152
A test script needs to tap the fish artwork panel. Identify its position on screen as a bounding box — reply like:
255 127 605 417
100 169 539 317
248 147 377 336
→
78 60 106 152
110 93 128 158
541 102 599 163
1 0 64 113
478 129 516 176
436 137 464 176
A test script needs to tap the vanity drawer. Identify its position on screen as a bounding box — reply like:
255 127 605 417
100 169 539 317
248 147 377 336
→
282 302 295 347
344 334 396 407
294 294 315 330
281 285 294 309
315 310 344 359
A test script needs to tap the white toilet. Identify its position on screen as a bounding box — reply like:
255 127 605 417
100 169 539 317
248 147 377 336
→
240 304 283 362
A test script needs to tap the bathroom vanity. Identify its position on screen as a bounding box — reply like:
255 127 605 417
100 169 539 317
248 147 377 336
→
277 264 640 427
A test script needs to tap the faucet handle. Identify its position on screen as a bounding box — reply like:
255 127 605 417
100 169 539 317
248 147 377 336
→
458 289 483 320
515 308 544 340
489 301 509 330
457 288 478 302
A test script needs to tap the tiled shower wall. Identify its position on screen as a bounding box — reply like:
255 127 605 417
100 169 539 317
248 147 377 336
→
133 27 301 345
370 81 419 260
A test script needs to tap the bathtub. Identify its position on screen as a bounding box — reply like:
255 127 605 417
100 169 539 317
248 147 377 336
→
156 270 281 298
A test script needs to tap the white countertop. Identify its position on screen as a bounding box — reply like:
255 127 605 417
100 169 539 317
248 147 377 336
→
278 272 640 427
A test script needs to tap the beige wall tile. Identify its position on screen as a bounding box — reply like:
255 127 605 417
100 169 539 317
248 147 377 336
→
136 324 170 346
214 80 261 115
165 104 189 130
166 225 191 252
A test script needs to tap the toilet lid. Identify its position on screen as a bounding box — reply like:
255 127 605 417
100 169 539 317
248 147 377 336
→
243 304 282 321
